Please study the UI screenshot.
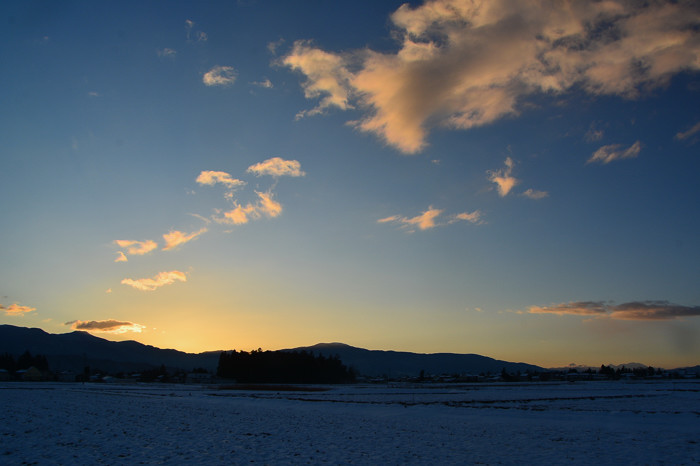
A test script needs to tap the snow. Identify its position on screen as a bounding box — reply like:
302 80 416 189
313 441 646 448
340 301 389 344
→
1 380 699 464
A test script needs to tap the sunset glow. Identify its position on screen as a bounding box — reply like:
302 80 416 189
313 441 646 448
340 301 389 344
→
1 0 699 368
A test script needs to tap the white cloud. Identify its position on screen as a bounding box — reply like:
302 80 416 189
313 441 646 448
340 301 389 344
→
121 270 187 291
162 228 207 251
487 157 519 197
252 78 273 88
157 48 177 58
196 171 246 188
114 239 158 256
203 66 237 87
247 157 305 177
68 319 146 334
1 303 36 316
283 0 700 153
588 141 642 164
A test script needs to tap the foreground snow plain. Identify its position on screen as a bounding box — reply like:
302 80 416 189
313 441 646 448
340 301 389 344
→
1 380 698 465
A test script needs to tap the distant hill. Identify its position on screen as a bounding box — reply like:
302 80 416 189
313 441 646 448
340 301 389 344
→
284 342 543 377
0 325 220 374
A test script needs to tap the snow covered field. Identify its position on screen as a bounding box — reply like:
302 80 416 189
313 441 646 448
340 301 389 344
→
1 380 699 464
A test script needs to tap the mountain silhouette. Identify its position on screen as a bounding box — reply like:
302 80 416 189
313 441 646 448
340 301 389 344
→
285 342 543 377
0 325 220 374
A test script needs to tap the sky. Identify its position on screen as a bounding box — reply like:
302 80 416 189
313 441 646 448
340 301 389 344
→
2 0 700 368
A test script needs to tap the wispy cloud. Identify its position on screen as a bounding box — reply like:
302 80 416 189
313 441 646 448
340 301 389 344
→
252 78 273 88
195 171 246 188
157 48 177 58
114 239 158 256
379 206 482 231
217 191 283 225
121 270 187 291
588 141 642 164
1 303 36 316
247 157 305 177
675 121 700 141
487 157 518 197
282 41 354 119
521 189 549 200
282 1 700 153
185 19 207 43
529 300 700 321
114 251 128 263
162 228 207 251
66 319 146 334
203 66 237 87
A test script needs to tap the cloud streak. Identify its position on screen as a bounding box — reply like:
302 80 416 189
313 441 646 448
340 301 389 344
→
588 141 642 164
675 121 700 140
203 66 237 86
529 300 700 321
282 0 700 153
247 157 305 177
67 319 146 334
114 239 158 256
162 228 207 251
379 206 483 231
196 171 246 188
121 270 187 291
1 303 36 316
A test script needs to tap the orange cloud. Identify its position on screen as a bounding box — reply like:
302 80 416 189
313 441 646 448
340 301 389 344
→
114 239 158 256
114 251 128 263
162 228 207 251
1 303 36 316
121 270 187 291
217 191 283 225
529 300 700 321
487 157 519 197
67 319 146 334
588 141 642 164
378 207 443 231
203 66 237 86
283 1 700 153
195 171 246 188
247 157 305 177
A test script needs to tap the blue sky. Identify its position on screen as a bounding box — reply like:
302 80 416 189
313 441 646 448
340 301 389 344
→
2 0 699 367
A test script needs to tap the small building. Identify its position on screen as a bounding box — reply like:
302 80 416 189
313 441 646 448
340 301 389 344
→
21 366 43 381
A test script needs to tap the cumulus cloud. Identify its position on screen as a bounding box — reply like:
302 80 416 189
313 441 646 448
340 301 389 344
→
67 319 146 334
588 141 642 164
487 157 519 197
121 270 187 291
675 121 700 140
162 228 207 251
203 66 237 86
247 157 305 177
114 239 158 256
217 191 283 225
529 300 700 321
282 40 354 118
196 171 246 188
282 0 700 153
1 303 36 316
521 189 549 200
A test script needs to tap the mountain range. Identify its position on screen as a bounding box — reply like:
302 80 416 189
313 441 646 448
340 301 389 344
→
6 324 693 378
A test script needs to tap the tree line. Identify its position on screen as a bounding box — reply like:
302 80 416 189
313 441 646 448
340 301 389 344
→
217 349 355 383
0 351 49 373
